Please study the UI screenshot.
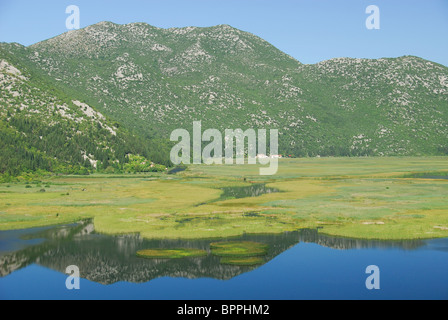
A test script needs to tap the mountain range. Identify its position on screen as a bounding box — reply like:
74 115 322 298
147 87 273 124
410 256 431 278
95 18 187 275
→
1 21 447 176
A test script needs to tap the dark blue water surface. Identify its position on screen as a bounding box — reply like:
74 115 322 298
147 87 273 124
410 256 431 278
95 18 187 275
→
0 221 447 300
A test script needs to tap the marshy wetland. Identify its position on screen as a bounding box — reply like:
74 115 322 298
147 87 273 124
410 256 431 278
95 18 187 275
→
1 157 448 299
1 157 447 240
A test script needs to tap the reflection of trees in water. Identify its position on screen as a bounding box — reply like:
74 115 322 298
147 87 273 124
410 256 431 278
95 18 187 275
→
298 229 424 250
0 221 426 284
195 183 280 207
219 184 280 201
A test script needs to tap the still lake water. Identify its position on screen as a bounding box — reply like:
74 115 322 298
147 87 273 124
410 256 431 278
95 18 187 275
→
0 220 447 300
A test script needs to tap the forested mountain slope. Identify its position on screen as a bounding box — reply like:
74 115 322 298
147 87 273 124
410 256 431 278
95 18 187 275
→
0 45 170 177
1 21 447 176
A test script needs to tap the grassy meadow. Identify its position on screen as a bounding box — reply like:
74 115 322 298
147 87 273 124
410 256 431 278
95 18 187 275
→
1 157 447 240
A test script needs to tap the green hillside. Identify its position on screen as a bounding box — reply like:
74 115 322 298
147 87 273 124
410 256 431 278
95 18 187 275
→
1 21 447 177
0 45 170 178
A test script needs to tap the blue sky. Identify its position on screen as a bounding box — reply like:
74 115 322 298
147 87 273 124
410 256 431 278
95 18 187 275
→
0 0 447 66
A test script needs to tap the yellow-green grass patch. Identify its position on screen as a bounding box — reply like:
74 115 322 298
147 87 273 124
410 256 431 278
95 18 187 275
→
219 256 265 266
136 248 207 259
210 241 268 257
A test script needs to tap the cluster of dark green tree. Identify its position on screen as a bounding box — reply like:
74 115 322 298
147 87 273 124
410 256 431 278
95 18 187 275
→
0 115 171 180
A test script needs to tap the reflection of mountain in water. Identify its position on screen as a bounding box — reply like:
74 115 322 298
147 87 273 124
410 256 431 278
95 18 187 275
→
0 221 425 285
298 228 424 250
